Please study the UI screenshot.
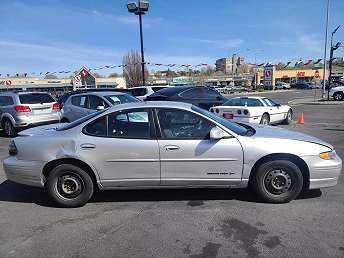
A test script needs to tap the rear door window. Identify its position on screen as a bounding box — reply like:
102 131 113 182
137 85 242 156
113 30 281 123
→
71 95 89 109
19 93 55 104
88 95 109 110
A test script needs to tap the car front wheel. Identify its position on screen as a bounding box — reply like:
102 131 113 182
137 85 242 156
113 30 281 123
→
260 113 270 125
46 164 94 207
3 119 16 137
251 160 303 203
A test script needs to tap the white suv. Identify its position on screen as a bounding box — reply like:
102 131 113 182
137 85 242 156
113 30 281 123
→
127 86 171 100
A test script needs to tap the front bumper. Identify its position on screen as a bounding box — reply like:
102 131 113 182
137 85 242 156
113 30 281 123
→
3 156 45 187
302 155 342 189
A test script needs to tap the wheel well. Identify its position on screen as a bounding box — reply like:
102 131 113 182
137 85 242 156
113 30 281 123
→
42 158 99 189
61 117 70 123
249 153 310 189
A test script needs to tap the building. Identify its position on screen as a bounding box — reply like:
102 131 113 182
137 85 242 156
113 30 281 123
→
215 55 245 74
0 67 127 95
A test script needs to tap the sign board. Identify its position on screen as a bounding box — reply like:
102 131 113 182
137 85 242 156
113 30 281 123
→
297 72 305 78
73 74 82 87
314 70 320 79
264 66 273 86
5 80 12 86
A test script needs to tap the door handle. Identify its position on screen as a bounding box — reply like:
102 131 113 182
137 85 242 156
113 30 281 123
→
164 145 180 151
80 143 96 149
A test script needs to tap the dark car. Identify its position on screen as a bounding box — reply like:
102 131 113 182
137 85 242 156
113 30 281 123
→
58 88 128 108
145 86 227 109
293 82 313 89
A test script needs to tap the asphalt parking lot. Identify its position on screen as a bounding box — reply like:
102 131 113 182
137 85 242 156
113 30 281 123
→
0 90 343 258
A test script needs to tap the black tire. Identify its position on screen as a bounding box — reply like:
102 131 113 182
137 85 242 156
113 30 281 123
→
46 164 94 208
282 109 293 125
61 118 70 123
333 92 343 101
251 160 303 203
260 113 270 125
3 119 16 137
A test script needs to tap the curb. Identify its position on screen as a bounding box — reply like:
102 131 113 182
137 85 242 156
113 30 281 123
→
224 89 295 96
288 98 344 106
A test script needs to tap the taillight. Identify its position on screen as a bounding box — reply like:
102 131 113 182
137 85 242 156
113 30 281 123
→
237 110 242 115
215 109 219 113
15 105 31 112
52 103 61 110
243 109 249 115
210 108 214 113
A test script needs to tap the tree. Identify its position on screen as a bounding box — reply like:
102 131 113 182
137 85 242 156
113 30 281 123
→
122 50 148 88
108 72 119 78
92 73 103 78
44 74 58 79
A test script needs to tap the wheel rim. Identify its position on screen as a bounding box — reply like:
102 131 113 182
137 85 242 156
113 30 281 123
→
264 169 292 195
334 94 342 100
287 112 292 122
56 173 84 199
4 121 13 136
262 117 269 125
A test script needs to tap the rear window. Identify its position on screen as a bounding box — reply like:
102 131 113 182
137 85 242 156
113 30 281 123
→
19 93 55 104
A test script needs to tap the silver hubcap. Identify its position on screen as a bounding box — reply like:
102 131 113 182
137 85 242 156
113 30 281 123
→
264 169 292 195
335 94 341 100
262 118 268 125
61 176 80 194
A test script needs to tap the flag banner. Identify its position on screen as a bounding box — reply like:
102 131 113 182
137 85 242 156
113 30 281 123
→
313 58 322 64
304 60 313 66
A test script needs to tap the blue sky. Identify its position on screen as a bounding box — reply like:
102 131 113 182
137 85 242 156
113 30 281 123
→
1 0 344 76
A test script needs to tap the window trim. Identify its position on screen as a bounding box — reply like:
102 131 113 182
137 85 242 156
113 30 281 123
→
153 107 218 140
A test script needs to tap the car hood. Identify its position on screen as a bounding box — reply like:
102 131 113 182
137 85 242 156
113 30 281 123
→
18 123 67 136
248 124 333 149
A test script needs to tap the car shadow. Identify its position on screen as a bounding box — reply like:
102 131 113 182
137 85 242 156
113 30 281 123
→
0 180 322 208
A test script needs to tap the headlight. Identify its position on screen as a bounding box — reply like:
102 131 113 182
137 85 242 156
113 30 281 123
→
319 150 336 160
8 140 18 156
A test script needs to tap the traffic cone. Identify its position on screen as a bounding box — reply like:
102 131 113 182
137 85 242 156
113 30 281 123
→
298 112 304 124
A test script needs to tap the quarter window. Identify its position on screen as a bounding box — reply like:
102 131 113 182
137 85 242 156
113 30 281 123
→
108 109 150 138
83 116 107 137
0 96 14 106
157 108 215 140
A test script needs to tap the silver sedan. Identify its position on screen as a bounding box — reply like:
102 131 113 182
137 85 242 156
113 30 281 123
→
3 101 342 207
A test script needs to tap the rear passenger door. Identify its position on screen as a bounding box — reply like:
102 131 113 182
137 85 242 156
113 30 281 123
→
69 95 90 121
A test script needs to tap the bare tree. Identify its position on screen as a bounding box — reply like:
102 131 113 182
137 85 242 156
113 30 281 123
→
123 50 148 88
108 72 119 78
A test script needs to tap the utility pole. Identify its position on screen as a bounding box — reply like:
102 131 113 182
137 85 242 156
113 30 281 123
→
328 41 341 100
322 0 330 98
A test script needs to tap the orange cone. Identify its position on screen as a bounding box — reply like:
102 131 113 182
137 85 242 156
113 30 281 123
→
298 112 304 124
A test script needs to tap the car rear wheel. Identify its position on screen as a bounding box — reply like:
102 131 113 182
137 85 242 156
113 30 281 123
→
333 92 343 101
251 160 303 203
46 164 94 208
260 113 270 125
3 119 16 137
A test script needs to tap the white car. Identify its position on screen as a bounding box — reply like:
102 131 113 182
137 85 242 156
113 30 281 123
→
210 96 292 125
329 86 344 101
127 86 172 101
275 82 291 90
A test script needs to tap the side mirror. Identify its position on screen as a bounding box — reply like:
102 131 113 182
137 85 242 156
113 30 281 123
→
96 105 105 111
210 127 231 140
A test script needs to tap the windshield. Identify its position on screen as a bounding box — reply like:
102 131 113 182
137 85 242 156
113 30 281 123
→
57 110 106 131
191 106 249 136
105 94 139 105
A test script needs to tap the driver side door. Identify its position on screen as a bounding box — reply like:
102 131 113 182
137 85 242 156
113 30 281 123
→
155 108 243 186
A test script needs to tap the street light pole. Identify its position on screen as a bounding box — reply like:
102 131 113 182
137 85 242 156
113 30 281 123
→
127 1 149 86
138 12 146 86
322 0 330 98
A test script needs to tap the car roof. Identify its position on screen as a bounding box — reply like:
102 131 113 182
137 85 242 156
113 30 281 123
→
150 86 203 96
102 101 193 114
70 91 128 97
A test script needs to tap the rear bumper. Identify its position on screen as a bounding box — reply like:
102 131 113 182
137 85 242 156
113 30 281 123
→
3 157 45 187
227 116 261 124
302 155 342 189
14 113 61 128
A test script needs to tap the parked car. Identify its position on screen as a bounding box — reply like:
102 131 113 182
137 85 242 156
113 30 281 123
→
4 101 342 207
275 82 291 90
0 91 61 136
329 85 344 101
57 88 128 108
127 86 172 100
293 82 313 89
210 97 292 125
61 91 139 122
146 86 227 110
